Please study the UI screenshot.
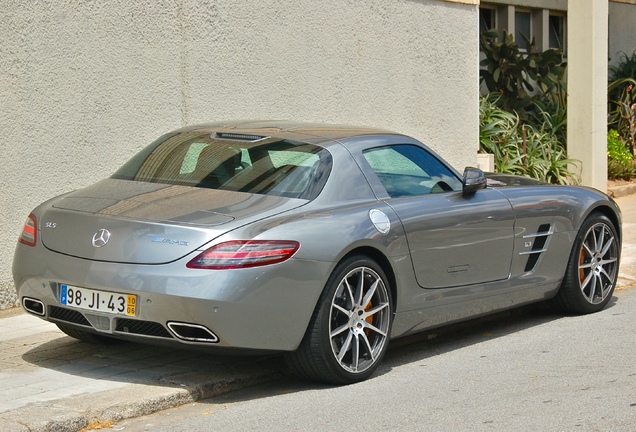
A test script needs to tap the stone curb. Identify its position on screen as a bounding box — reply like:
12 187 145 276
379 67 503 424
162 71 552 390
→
0 361 282 432
607 182 636 198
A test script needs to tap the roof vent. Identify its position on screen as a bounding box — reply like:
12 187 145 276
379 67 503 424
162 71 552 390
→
214 132 269 142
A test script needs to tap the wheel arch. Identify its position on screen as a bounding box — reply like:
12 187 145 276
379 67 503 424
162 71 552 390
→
588 204 622 243
338 246 398 314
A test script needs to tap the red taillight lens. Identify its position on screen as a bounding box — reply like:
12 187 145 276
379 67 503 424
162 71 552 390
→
19 214 37 247
186 240 300 270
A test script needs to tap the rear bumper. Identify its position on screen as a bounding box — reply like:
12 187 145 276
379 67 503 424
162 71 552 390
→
13 242 330 352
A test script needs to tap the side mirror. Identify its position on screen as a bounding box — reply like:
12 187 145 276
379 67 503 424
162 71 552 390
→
462 167 487 195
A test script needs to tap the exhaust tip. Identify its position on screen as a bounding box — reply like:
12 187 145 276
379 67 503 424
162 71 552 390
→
22 297 45 316
167 322 219 343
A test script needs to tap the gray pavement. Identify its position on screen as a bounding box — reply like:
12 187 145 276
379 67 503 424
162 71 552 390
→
2 185 636 432
0 312 281 432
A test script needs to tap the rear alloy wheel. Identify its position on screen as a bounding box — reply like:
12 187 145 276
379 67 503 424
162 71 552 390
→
288 256 392 384
554 213 620 314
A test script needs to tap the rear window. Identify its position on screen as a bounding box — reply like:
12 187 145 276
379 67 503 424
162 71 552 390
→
112 132 332 200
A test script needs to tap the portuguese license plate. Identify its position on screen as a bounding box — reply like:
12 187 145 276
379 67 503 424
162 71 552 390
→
60 284 137 316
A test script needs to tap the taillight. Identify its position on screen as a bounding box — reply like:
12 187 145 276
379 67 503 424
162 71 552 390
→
19 214 37 247
186 240 300 270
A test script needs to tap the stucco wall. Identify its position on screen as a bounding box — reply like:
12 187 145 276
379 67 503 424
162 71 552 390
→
0 0 479 309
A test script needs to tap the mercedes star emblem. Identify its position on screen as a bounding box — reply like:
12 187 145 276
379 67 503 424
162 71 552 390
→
91 229 111 248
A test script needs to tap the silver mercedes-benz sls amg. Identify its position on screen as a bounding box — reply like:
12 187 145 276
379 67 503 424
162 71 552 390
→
13 121 621 384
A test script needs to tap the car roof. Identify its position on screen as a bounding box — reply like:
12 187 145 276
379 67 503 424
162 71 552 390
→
173 120 402 146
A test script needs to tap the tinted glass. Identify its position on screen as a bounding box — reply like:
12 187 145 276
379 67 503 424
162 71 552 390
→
515 11 531 51
363 145 461 198
479 8 496 33
113 132 332 200
549 15 564 50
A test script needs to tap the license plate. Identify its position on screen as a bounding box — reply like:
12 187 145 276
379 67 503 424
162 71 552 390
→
60 284 137 316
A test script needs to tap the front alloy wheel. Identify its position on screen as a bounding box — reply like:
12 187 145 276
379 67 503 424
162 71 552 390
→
555 213 620 314
577 222 619 305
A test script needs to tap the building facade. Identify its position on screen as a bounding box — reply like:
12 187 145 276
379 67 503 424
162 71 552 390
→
480 0 636 66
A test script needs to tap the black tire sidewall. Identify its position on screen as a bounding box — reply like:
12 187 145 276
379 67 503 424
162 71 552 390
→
312 255 393 384
558 213 619 314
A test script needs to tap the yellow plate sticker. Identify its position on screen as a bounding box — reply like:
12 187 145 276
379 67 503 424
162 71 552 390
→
126 295 137 316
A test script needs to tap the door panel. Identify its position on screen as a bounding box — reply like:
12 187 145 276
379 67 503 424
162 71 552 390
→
355 142 515 289
389 189 515 288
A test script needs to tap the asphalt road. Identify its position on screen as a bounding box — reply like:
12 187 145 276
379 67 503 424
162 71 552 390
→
106 287 636 432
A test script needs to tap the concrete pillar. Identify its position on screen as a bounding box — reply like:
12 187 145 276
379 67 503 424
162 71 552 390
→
567 0 608 192
533 9 550 52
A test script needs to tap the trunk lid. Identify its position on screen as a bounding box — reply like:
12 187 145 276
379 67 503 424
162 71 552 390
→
40 179 306 264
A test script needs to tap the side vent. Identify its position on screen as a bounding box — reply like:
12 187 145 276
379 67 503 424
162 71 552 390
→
521 224 552 272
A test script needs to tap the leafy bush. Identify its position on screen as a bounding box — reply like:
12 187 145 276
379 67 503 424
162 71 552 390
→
479 29 566 125
608 129 632 165
608 160 636 180
608 51 636 155
607 78 636 153
609 50 636 82
607 129 636 180
479 95 579 185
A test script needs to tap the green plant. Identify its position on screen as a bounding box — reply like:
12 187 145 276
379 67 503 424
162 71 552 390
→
479 29 567 122
607 78 636 153
607 129 636 180
608 129 632 165
479 95 579 185
479 94 519 159
609 50 636 81
608 51 636 154
608 159 636 180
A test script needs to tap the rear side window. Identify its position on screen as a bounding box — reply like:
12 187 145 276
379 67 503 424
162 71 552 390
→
112 133 332 200
363 145 461 198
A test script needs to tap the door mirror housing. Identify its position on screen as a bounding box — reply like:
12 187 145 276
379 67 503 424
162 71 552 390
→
462 167 487 195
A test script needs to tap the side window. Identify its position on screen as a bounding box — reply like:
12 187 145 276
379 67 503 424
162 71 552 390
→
363 145 462 198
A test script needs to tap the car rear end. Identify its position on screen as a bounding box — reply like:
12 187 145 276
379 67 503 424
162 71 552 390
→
13 127 338 352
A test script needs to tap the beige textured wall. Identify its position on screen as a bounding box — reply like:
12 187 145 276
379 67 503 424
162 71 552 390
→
0 0 479 308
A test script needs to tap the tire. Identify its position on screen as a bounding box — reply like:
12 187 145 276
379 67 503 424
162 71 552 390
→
56 323 119 344
287 255 393 384
553 213 620 314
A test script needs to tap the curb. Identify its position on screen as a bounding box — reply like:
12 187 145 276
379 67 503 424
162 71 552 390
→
0 358 283 432
607 182 636 198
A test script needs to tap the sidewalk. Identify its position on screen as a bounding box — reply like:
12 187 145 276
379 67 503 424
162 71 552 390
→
2 190 636 432
0 313 282 432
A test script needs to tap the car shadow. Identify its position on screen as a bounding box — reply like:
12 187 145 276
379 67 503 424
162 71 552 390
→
177 297 623 408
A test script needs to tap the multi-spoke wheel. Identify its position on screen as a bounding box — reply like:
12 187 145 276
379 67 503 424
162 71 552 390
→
554 213 620 314
287 255 393 384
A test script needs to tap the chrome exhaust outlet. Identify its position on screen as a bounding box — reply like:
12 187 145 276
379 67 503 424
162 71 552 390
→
167 322 219 343
22 297 45 316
